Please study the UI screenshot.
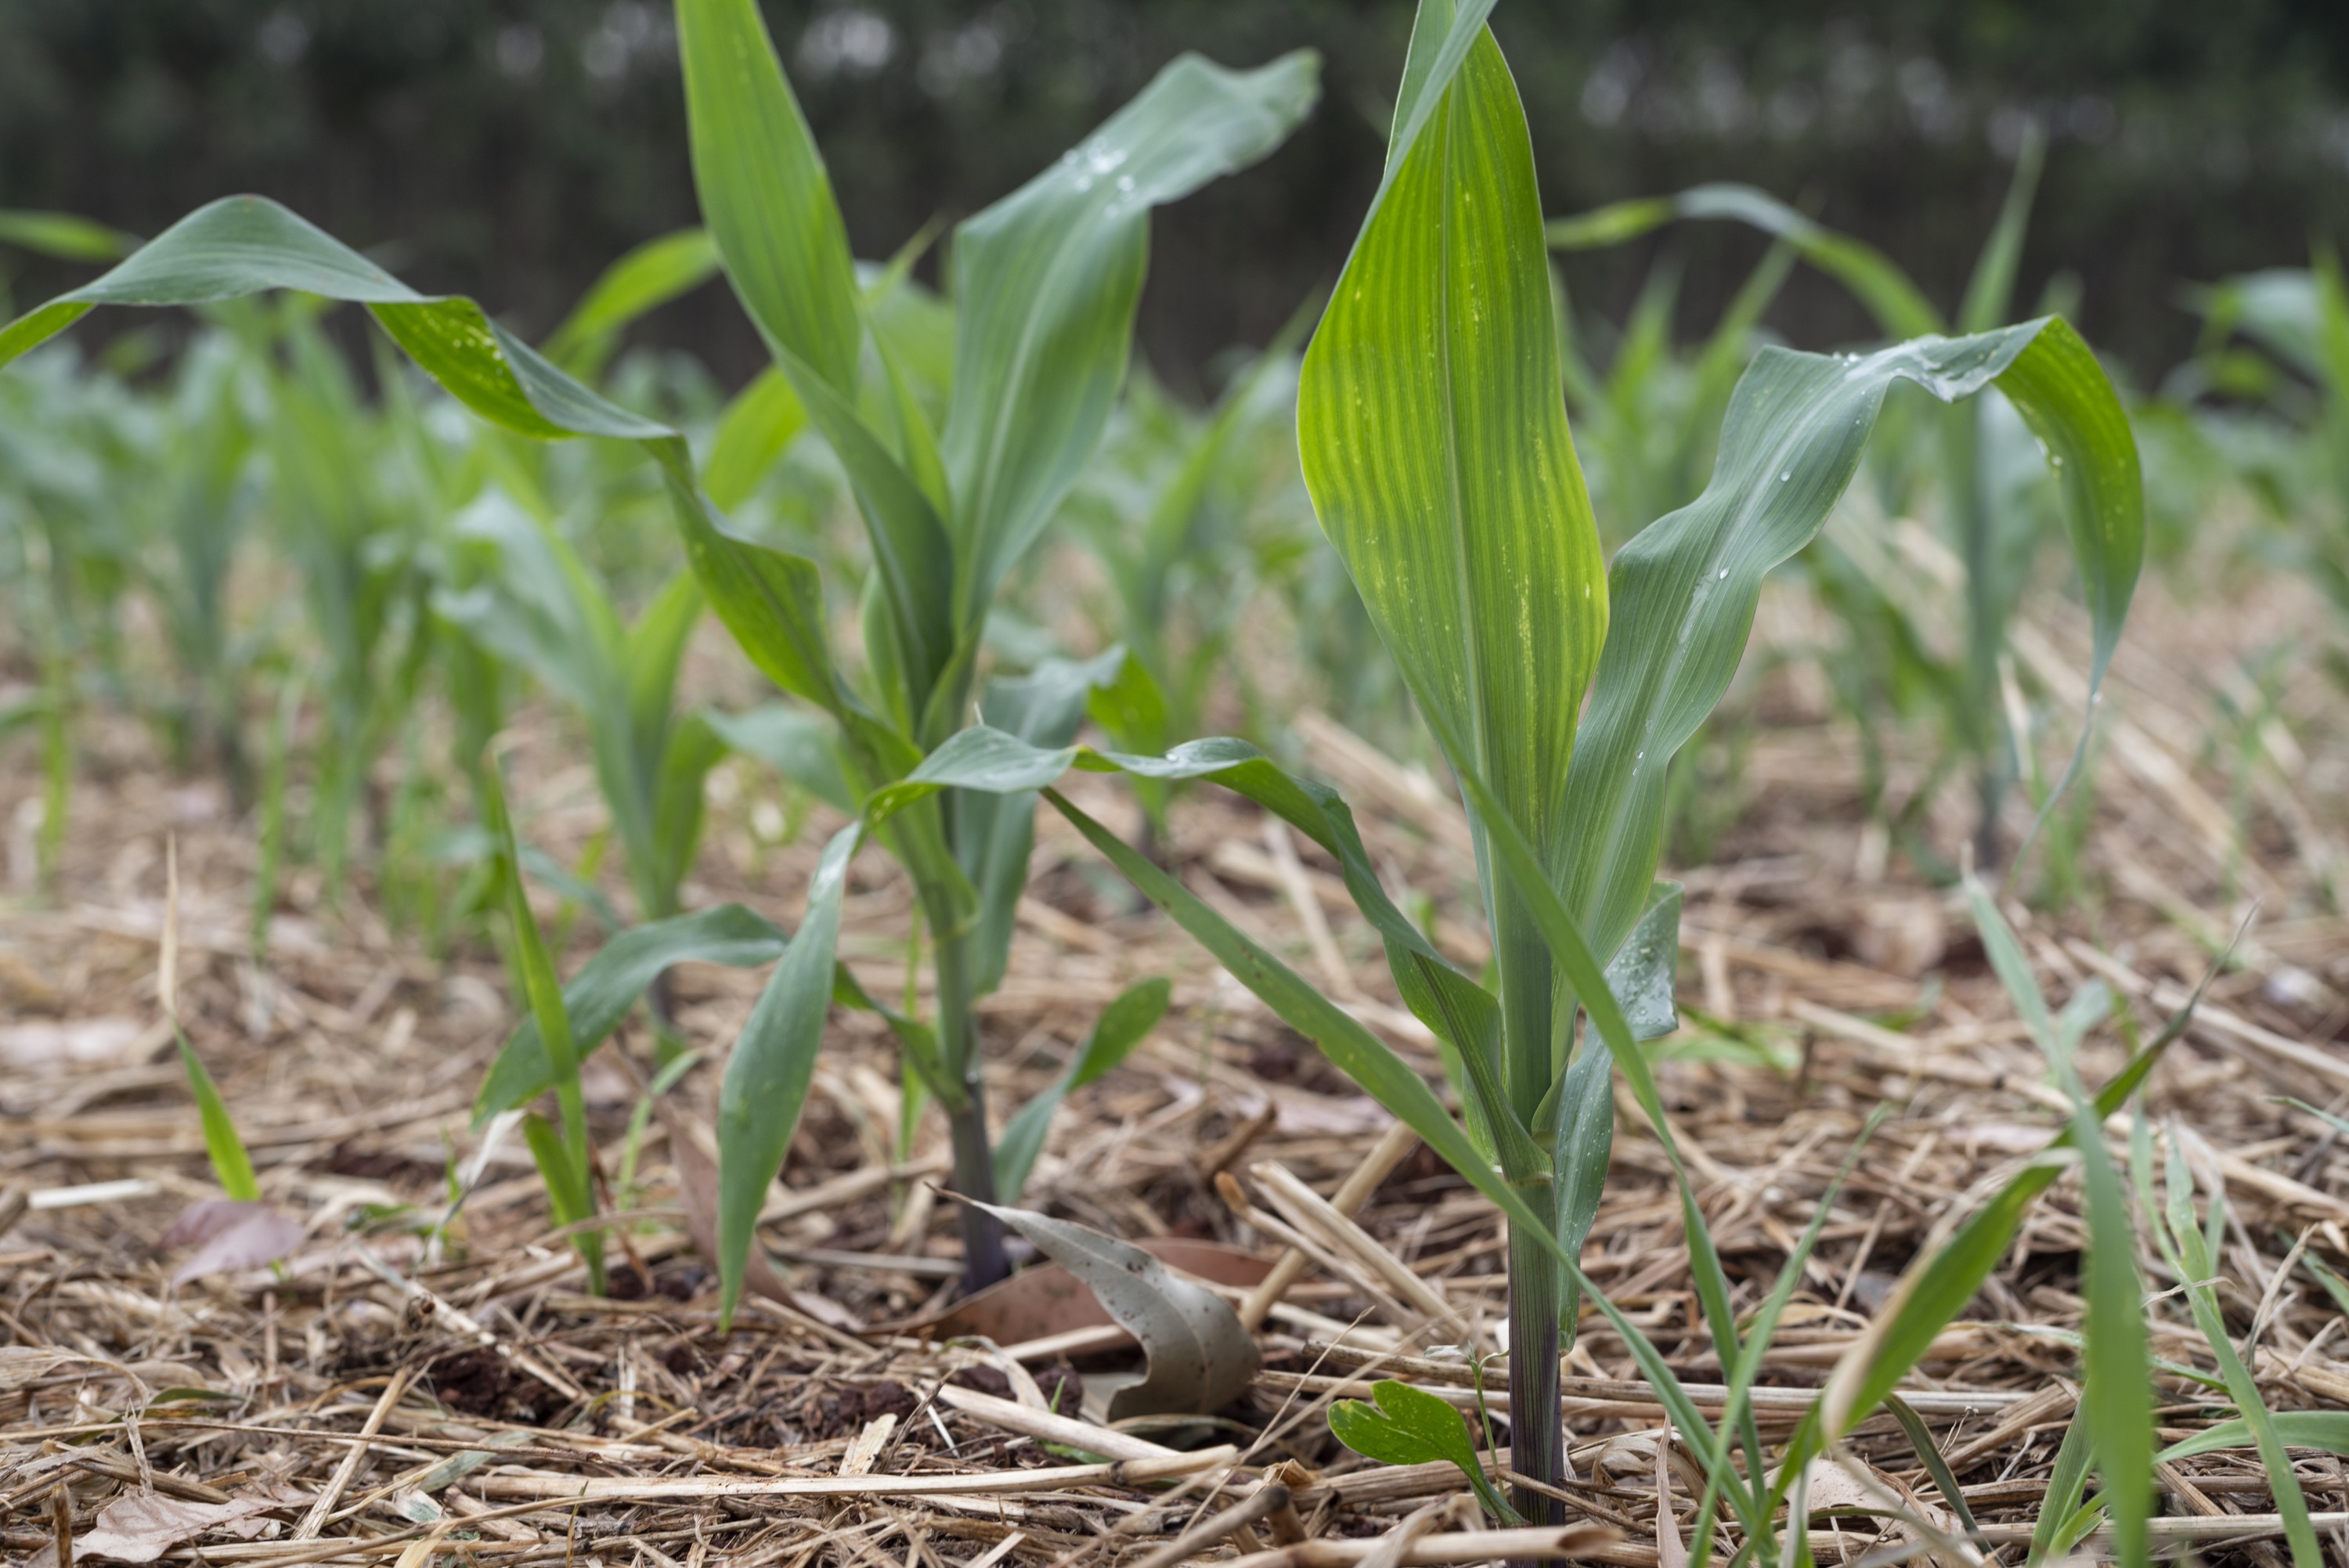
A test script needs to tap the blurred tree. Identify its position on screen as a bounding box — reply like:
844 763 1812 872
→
3 0 2347 384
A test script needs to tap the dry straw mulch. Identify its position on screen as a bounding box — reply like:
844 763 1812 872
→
2 564 2347 1566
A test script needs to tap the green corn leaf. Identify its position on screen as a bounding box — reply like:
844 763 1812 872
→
1040 780 1550 1247
716 823 861 1323
707 703 858 814
702 366 806 513
944 49 1318 629
675 0 861 398
476 903 790 1122
623 571 705 768
874 726 1541 1181
1329 1379 1520 1524
1297 20 1606 1126
1549 184 1942 341
1558 321 2142 979
0 209 141 264
1546 1033 1611 1335
995 976 1171 1202
958 650 1126 997
651 712 727 919
543 226 721 377
1957 124 2046 335
1600 881 1682 1042
177 1032 261 1203
2029 1408 2097 1567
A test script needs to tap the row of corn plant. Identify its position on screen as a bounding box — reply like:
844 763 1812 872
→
1549 129 2094 871
0 0 1312 1297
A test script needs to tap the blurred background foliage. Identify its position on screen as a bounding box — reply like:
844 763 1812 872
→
4 0 2349 390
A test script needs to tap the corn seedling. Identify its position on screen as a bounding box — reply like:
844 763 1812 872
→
433 494 723 936
481 755 606 1292
1064 328 1309 844
258 303 440 902
1554 239 1795 543
860 0 2143 1527
655 0 1313 1296
1550 130 2098 870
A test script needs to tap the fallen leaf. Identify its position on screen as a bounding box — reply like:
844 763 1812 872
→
28 1493 274 1566
883 1239 1273 1343
965 1199 1259 1421
1656 1432 1688 1568
164 1201 305 1285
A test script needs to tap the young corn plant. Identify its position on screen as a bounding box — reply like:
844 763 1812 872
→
655 0 1314 1295
860 0 2144 1526
1063 333 1307 845
1550 130 2079 868
433 493 723 938
0 5 1312 1310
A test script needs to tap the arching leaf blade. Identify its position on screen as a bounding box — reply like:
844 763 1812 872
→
943 49 1317 625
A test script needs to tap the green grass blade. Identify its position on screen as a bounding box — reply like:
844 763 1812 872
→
1966 878 2148 1563
177 1032 260 1202
2028 1408 2095 1567
1882 1396 1989 1552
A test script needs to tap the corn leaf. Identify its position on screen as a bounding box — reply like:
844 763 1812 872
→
702 366 806 513
1549 185 1942 341
1558 322 2142 975
958 650 1125 996
0 208 141 264
944 49 1318 630
675 0 861 397
707 703 857 814
716 823 861 1321
1297 22 1606 1126
475 903 792 1122
875 726 1540 1180
995 976 1171 1201
543 226 721 377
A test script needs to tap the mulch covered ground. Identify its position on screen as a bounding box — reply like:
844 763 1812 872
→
2 551 2347 1566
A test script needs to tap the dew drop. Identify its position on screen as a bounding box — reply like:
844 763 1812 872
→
1779 471 1792 482
1717 568 1728 579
